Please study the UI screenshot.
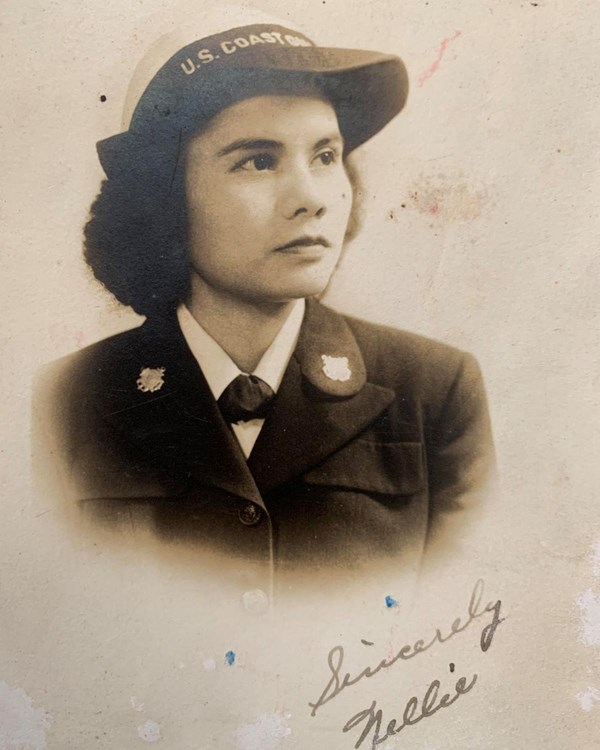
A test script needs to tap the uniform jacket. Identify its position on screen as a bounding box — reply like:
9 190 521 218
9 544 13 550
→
35 300 494 570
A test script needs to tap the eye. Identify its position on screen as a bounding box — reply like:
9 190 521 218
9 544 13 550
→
314 149 338 167
234 153 277 172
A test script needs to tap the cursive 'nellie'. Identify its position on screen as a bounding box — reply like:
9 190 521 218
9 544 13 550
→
343 669 478 748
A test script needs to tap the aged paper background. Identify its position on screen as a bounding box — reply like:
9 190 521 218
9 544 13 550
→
2 0 599 747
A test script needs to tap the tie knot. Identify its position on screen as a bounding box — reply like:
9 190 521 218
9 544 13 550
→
217 374 275 423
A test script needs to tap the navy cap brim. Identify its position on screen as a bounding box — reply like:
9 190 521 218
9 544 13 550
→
97 34 408 177
235 45 409 151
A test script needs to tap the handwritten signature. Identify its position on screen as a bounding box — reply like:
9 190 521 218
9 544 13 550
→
308 579 502 718
343 669 478 748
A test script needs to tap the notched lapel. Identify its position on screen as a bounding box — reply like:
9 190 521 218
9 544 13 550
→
248 301 395 493
95 316 263 506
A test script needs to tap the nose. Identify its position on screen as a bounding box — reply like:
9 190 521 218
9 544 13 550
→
280 166 326 220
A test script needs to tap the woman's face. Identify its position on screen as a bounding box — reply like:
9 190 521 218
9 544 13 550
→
184 94 352 305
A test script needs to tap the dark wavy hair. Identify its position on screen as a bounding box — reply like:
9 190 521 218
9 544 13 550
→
84 103 363 318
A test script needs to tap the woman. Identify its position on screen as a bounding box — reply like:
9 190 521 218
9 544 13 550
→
36 21 494 571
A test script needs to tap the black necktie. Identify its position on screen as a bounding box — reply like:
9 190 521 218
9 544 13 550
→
217 374 275 423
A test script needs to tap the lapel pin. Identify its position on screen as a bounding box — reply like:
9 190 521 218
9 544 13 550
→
321 354 352 382
136 366 166 393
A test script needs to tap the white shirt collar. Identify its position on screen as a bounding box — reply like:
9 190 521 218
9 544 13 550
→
176 299 306 400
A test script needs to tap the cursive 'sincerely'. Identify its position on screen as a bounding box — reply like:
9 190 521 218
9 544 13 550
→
343 669 478 748
308 579 502 716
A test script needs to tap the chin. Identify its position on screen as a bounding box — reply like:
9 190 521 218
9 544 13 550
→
233 268 336 304
271 276 332 301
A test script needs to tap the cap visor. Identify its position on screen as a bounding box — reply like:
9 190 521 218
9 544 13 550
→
98 45 408 175
226 46 409 150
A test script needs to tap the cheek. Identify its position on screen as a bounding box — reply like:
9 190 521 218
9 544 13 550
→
187 184 241 240
211 181 273 222
187 188 272 267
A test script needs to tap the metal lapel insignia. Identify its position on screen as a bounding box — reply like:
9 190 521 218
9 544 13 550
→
136 367 166 393
320 354 352 382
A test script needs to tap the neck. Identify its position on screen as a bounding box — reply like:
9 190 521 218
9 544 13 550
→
186 277 299 373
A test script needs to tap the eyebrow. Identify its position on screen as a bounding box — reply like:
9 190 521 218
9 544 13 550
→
217 139 283 157
216 134 344 158
314 135 344 150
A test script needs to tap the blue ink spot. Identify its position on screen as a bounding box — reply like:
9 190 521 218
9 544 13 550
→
225 650 236 666
385 595 398 609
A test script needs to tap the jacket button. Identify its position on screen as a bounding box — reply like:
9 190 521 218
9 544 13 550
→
238 502 262 526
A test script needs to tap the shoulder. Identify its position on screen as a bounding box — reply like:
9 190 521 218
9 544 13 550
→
35 317 176 394
343 310 466 368
32 322 154 437
330 307 493 469
46 321 149 374
330 306 482 399
33 319 173 467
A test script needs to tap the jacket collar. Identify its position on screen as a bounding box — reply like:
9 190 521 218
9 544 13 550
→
96 300 394 501
95 312 264 505
176 298 305 398
247 300 395 493
293 298 367 397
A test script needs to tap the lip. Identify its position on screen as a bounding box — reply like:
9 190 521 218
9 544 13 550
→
274 235 331 253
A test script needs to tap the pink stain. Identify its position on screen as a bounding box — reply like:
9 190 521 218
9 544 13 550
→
418 30 462 87
47 323 87 349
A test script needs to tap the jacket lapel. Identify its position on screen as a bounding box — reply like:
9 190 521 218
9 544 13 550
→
247 300 395 493
97 315 263 506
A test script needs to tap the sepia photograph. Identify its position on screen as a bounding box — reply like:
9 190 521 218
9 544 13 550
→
2 0 598 748
33 9 495 576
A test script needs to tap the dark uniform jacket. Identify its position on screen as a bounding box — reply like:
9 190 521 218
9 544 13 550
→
35 300 494 571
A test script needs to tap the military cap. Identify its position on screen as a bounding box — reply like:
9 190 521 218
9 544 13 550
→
96 11 409 176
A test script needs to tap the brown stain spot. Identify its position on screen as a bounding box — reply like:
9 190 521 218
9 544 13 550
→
406 172 491 223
